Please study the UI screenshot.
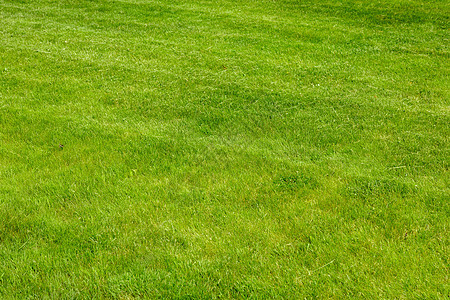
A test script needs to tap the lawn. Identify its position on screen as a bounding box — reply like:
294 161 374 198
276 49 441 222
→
0 0 448 298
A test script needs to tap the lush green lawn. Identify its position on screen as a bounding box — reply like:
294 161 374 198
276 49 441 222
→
0 0 448 298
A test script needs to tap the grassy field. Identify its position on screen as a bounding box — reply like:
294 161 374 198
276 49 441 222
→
0 0 448 298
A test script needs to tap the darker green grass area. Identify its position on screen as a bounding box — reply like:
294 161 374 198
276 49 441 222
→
0 0 449 298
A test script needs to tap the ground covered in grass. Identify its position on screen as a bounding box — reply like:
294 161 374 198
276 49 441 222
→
0 0 448 298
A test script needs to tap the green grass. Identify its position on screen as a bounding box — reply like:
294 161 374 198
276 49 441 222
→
0 0 448 298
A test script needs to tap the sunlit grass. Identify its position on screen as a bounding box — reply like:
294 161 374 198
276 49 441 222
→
0 0 448 298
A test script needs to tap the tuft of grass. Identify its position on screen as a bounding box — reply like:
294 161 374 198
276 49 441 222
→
1 0 449 298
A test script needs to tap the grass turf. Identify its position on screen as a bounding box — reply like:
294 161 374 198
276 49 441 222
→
0 0 449 298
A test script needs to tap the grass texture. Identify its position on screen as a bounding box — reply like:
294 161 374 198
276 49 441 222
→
0 0 449 298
